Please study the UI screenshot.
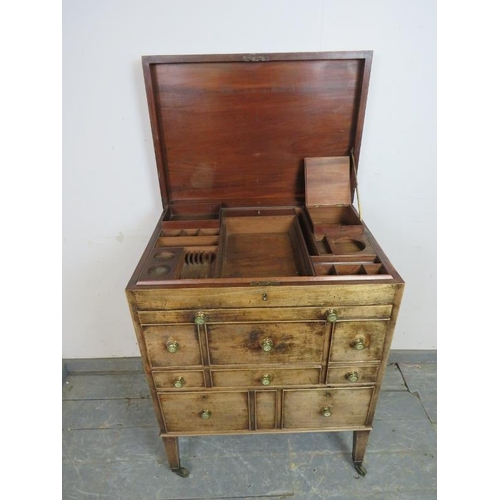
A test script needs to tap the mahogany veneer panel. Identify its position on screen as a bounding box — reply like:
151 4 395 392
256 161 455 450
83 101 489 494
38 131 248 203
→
211 367 321 388
206 321 329 365
144 325 202 368
282 387 374 429
153 370 205 390
330 321 389 362
159 391 250 433
326 365 380 385
149 58 367 206
255 391 277 430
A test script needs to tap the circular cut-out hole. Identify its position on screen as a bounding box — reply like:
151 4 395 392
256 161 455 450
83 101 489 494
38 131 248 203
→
332 238 366 254
155 251 176 261
147 265 171 277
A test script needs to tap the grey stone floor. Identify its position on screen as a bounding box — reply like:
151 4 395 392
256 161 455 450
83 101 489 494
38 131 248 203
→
62 359 437 499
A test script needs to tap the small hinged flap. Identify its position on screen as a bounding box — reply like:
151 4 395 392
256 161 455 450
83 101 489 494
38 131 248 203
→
304 156 351 207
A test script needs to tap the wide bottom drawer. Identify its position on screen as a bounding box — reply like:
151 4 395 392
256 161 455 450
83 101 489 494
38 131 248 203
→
283 387 374 429
159 391 249 433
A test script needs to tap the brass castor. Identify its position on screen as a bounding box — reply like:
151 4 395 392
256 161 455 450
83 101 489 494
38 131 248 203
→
171 466 190 478
354 463 367 476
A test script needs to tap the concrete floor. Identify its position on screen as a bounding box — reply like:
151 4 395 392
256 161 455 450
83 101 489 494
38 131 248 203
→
62 358 437 499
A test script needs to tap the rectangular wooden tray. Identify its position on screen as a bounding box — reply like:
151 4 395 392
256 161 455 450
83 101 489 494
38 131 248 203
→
215 215 313 278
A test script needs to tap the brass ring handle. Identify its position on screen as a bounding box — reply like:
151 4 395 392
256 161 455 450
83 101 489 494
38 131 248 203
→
166 341 180 353
260 339 274 352
322 406 332 417
261 374 272 386
173 376 185 388
352 337 366 350
200 409 212 420
346 371 359 383
326 309 338 323
194 312 206 325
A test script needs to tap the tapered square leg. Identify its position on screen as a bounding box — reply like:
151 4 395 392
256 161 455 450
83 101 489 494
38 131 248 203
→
352 430 370 476
162 437 189 477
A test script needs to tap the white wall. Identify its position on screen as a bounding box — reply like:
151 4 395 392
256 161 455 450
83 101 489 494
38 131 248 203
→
63 0 436 358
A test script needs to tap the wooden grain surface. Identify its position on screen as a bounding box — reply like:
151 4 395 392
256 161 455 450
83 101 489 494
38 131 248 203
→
128 283 399 309
330 321 388 362
256 390 277 430
305 156 351 207
159 391 249 433
152 370 205 390
326 364 379 385
137 304 392 325
282 387 373 429
211 367 321 388
217 215 313 278
143 54 372 207
207 321 329 365
143 325 202 368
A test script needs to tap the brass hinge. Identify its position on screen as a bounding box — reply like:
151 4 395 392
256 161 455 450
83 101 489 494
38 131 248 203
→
242 54 269 62
249 281 281 286
350 148 363 221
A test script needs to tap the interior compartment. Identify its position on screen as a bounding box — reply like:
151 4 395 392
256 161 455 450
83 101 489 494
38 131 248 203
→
137 247 184 284
216 215 313 278
331 237 366 254
306 206 363 237
314 263 389 277
156 228 220 247
179 247 218 279
309 233 377 261
162 203 221 229
315 236 332 255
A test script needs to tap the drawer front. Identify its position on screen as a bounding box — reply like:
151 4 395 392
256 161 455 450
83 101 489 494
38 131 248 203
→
256 391 277 430
211 367 321 388
283 388 374 429
207 322 328 365
326 365 379 385
159 391 249 433
153 370 205 390
144 325 202 368
330 321 388 362
129 283 399 310
138 305 392 325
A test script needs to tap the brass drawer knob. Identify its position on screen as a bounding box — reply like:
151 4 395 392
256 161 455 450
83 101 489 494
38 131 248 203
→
200 409 212 420
194 312 206 325
261 374 272 386
173 376 185 388
166 340 179 353
326 309 338 323
260 338 274 352
346 371 359 383
352 337 366 350
322 406 332 417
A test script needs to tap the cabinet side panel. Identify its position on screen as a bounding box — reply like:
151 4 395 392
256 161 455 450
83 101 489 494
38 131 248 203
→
365 283 405 424
125 290 167 432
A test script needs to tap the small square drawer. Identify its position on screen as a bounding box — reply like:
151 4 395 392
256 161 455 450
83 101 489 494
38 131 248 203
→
159 391 249 433
330 321 388 362
207 322 329 365
326 365 379 385
144 325 202 368
211 367 321 388
283 387 373 429
152 370 205 390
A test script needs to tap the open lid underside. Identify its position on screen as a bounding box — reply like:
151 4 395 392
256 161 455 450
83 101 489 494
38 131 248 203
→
143 51 372 209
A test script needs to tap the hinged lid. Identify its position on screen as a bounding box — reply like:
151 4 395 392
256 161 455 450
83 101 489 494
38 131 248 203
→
142 51 372 209
304 156 351 207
